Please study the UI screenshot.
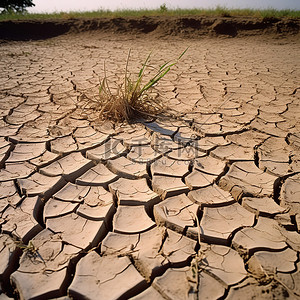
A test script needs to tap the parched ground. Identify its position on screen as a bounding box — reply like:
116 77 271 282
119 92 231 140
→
0 20 300 300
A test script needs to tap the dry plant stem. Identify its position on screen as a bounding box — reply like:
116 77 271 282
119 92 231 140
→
191 211 201 294
124 49 130 97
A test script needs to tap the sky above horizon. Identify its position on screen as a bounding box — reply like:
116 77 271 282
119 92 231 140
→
28 0 300 13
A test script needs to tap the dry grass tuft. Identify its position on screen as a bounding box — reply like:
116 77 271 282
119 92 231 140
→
80 48 187 123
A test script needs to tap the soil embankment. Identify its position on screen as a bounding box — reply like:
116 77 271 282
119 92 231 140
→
0 15 299 40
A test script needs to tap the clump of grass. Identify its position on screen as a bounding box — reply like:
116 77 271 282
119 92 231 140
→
82 48 188 123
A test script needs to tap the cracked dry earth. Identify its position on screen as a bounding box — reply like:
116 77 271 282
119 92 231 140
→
0 31 299 300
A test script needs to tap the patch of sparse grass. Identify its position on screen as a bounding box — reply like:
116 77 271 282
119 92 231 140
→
80 48 188 123
0 7 299 21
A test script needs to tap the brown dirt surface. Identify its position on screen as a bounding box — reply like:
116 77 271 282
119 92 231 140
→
0 16 299 300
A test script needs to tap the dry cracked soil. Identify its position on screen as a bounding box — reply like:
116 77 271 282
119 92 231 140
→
0 16 299 300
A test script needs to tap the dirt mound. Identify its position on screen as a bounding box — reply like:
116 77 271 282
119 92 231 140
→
0 19 70 40
0 15 299 40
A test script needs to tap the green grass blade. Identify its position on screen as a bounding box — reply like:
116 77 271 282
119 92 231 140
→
159 60 172 70
139 48 188 95
138 52 152 78
141 67 171 92
99 78 105 95
178 47 189 60
130 52 152 104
